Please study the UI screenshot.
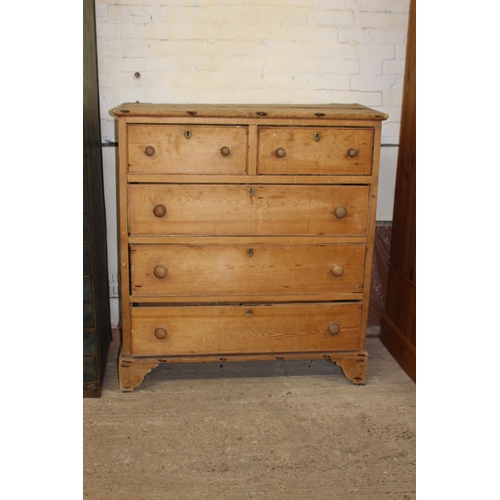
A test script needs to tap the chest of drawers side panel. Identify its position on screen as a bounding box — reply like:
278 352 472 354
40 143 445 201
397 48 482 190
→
358 121 383 350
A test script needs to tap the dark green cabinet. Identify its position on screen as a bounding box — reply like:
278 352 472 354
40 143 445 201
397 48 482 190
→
83 0 111 397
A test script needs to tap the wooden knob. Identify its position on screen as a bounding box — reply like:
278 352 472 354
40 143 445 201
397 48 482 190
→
153 265 167 279
153 204 166 218
154 328 167 340
220 146 230 156
348 148 358 158
328 322 340 335
331 265 344 277
334 206 347 219
275 148 286 158
145 146 155 156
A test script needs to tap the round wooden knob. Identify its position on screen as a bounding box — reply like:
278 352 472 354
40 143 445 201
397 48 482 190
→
334 206 347 219
275 148 286 158
154 327 167 340
153 204 166 218
348 148 358 158
331 265 344 277
220 146 230 156
153 265 167 279
145 146 155 156
328 322 340 335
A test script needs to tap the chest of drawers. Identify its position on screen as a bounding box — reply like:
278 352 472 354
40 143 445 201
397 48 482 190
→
111 104 387 391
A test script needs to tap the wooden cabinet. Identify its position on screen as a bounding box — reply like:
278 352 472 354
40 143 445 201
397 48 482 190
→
380 0 416 382
112 104 387 391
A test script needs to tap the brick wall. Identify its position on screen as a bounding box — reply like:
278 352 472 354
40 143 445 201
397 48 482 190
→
95 0 410 324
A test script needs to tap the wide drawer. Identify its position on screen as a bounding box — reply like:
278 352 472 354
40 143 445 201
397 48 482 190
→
127 125 247 175
130 244 366 297
131 303 362 356
258 127 374 175
128 184 369 236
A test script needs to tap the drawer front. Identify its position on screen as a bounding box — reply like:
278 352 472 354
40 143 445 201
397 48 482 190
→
127 125 247 175
129 184 369 236
258 127 374 175
131 303 362 356
130 244 365 297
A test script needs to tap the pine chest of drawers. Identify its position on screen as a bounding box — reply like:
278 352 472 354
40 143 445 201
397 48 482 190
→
111 103 387 391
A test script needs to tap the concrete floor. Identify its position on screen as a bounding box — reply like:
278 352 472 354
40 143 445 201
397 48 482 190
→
84 335 415 499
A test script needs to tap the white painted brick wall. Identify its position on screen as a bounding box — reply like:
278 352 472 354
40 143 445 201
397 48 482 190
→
95 0 410 323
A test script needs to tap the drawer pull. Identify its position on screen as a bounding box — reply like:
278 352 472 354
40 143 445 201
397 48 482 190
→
246 309 253 317
331 265 344 277
348 148 358 158
328 322 341 335
334 206 347 219
184 129 192 139
314 132 321 142
154 328 167 340
247 248 254 257
275 148 286 158
220 146 231 156
153 265 168 279
247 187 254 197
153 204 166 218
145 146 155 156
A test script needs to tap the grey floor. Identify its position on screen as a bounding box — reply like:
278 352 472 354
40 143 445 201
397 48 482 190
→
84 334 415 499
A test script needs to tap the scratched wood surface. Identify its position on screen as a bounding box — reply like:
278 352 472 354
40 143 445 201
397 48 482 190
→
112 102 389 121
128 184 369 236
258 127 374 175
129 244 366 297
130 303 362 356
127 124 248 175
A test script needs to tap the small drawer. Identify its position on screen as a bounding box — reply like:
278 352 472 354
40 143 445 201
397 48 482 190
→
258 127 374 175
130 244 366 298
127 125 247 175
131 303 362 356
128 184 370 236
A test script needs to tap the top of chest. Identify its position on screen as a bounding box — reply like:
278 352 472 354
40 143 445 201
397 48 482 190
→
111 103 388 122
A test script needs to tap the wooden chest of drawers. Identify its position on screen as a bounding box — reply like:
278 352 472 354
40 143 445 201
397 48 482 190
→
112 103 387 391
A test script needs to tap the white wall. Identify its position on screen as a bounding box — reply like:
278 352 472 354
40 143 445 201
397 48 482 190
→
95 0 410 325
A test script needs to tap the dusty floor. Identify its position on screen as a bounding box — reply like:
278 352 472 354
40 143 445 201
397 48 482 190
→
84 336 415 499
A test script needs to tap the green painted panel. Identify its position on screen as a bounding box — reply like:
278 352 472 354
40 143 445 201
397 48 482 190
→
83 276 93 303
83 179 88 214
83 357 97 383
83 214 89 244
83 329 96 356
83 302 94 328
83 246 91 274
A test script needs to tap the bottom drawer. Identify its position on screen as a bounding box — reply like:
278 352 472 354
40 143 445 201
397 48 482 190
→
131 303 362 356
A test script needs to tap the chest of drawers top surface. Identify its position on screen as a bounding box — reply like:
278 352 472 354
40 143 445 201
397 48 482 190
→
111 102 388 120
114 103 386 391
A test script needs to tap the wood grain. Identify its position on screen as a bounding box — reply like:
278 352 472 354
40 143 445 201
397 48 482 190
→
112 103 388 121
131 303 362 356
258 127 374 175
127 124 247 175
128 184 369 236
130 244 366 297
